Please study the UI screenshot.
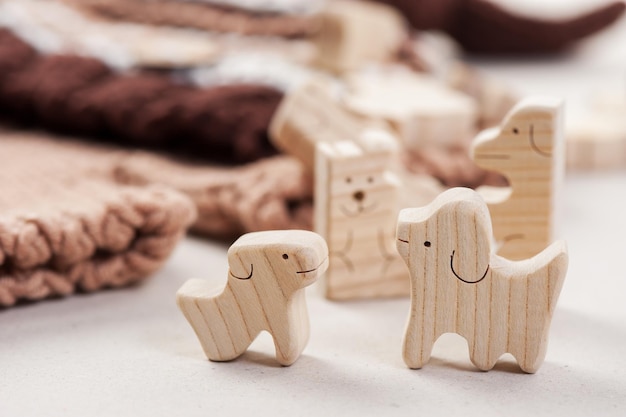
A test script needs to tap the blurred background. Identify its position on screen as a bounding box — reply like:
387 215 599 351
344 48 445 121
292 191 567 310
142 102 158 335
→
1 0 626 415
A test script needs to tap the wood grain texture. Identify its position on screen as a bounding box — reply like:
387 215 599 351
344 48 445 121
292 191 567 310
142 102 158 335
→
316 133 409 299
313 0 407 73
471 97 564 260
397 187 568 373
177 230 329 366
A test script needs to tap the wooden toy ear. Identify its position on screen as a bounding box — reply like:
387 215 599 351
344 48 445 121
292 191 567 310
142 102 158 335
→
450 197 493 283
227 246 255 281
427 188 492 282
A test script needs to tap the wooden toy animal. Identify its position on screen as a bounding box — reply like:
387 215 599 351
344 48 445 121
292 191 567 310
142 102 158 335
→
177 230 329 366
316 131 409 299
471 97 564 260
396 187 568 373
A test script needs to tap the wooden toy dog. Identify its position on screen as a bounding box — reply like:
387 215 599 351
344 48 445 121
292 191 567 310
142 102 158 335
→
396 187 568 373
471 97 564 260
177 230 329 366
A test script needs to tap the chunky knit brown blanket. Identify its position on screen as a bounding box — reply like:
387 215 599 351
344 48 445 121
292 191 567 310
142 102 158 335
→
0 130 196 307
0 29 283 164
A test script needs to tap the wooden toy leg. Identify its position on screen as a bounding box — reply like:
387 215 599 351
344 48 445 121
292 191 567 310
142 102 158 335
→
402 315 436 369
178 280 253 362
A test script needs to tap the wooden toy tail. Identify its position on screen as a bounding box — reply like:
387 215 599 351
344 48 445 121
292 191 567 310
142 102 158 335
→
176 279 233 361
509 240 568 373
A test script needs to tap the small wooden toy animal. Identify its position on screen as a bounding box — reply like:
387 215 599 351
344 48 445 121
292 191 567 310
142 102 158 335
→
177 230 329 366
316 131 409 299
471 97 564 260
396 187 568 373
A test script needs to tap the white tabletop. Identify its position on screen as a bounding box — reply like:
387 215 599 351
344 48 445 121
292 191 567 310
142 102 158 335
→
2 1 626 416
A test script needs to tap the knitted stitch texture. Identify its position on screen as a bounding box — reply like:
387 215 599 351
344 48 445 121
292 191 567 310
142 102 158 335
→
0 29 282 164
115 152 314 240
0 130 196 307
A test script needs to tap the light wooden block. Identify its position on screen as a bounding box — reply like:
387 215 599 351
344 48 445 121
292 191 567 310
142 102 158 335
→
397 187 568 373
315 131 409 300
566 93 626 170
343 69 478 149
177 230 329 366
269 79 368 170
471 97 565 260
313 0 407 73
566 115 626 170
446 63 519 129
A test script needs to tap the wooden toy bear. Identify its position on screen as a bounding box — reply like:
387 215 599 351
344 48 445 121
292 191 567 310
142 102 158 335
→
316 131 409 299
396 187 568 373
177 230 329 366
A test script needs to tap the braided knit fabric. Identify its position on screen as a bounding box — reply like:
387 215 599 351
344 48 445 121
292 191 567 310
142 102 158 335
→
64 0 319 38
0 29 283 164
115 152 314 240
0 129 196 307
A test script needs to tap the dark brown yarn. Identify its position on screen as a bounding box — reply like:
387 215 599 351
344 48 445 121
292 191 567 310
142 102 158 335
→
0 29 283 164
373 0 625 54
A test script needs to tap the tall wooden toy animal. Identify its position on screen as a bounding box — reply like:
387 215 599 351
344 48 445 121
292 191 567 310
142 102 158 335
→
316 131 409 299
396 187 568 373
177 230 329 366
471 97 564 260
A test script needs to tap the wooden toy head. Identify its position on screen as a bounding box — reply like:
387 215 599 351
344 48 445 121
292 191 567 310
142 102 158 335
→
472 97 563 174
227 230 329 293
396 188 492 284
315 129 399 230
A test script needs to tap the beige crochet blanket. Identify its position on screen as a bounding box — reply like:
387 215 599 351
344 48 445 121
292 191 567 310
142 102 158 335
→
0 130 196 307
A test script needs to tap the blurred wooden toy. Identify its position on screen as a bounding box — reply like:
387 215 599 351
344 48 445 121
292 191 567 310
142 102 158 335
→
566 92 626 170
471 97 564 260
446 63 519 129
396 187 568 373
269 80 367 170
314 0 407 73
270 79 445 210
316 131 409 299
177 230 329 366
343 69 477 150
